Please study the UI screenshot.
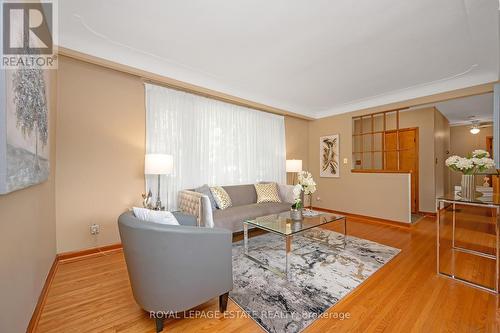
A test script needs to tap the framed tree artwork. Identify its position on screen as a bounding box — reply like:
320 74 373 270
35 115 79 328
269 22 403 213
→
0 67 50 195
320 134 339 178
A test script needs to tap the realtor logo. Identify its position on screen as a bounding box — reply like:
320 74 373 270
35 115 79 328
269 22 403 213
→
2 1 57 68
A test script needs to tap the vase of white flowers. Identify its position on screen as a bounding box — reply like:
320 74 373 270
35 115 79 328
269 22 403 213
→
460 174 475 200
445 150 495 200
297 171 317 210
291 184 303 220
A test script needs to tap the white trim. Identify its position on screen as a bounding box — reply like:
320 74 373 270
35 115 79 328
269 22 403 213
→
408 173 412 223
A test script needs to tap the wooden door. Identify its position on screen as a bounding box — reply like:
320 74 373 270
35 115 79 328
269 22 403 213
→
384 128 419 213
384 131 398 170
486 136 493 155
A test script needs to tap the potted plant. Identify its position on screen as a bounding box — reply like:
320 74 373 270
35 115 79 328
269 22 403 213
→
297 171 317 210
290 171 318 220
291 184 304 220
445 149 495 200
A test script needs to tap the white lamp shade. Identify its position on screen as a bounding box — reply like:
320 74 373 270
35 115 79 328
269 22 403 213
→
286 159 302 172
145 154 173 175
470 127 480 134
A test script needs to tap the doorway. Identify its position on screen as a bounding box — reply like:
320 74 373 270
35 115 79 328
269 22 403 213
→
384 128 419 213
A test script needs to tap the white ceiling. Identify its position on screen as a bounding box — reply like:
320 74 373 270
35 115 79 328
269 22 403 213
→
59 0 500 119
432 92 494 125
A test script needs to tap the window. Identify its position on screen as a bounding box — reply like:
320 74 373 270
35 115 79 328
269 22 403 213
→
145 83 287 209
352 109 408 171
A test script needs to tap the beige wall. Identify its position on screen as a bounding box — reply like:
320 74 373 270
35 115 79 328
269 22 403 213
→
308 106 444 221
56 56 309 252
54 55 453 248
434 109 451 197
285 116 309 185
285 116 309 170
308 112 411 223
56 56 145 252
0 71 57 333
398 107 436 213
449 124 493 188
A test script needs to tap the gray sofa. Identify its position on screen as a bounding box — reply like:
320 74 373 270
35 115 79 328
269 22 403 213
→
118 211 233 332
178 184 294 232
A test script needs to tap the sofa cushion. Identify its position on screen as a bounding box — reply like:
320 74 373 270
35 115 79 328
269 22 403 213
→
132 207 180 226
194 184 217 210
222 184 257 206
210 186 232 209
172 211 198 226
278 184 295 204
213 202 291 232
254 183 281 203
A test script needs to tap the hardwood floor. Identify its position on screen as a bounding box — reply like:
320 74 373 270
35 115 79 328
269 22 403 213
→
36 211 500 332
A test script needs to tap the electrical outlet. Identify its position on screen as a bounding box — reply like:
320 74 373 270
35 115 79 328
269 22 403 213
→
90 224 100 235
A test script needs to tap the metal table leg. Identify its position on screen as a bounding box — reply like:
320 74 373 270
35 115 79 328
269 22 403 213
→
436 198 499 294
436 199 440 274
285 235 292 280
343 217 347 248
452 202 456 248
243 222 249 256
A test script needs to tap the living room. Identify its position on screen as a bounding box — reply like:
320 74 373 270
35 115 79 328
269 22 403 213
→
1 1 500 333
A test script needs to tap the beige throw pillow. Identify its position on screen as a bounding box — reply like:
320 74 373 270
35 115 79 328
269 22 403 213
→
210 186 232 210
255 183 282 203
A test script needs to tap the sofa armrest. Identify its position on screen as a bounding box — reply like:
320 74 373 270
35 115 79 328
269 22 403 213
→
178 190 214 227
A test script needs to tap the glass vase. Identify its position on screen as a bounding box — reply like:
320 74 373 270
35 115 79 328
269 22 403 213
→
460 174 476 200
290 208 303 220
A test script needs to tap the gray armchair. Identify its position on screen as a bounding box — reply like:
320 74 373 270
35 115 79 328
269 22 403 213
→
118 211 233 332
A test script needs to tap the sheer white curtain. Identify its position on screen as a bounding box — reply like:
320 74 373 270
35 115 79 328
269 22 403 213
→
145 83 286 210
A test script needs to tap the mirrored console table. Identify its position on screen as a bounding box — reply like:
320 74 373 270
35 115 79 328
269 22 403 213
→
436 194 499 293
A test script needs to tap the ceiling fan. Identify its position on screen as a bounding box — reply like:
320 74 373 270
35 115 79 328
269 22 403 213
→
469 118 492 134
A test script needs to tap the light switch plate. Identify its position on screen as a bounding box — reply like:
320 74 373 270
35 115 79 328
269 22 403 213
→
343 158 348 164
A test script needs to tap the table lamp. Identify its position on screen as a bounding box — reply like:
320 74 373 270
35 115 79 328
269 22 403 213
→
145 154 173 210
286 159 302 184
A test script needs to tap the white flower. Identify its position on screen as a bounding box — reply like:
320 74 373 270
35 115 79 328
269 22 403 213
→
297 171 313 184
297 170 317 194
446 151 496 174
472 149 490 158
304 184 316 195
455 157 474 170
471 157 483 166
445 155 461 167
482 157 496 169
292 184 302 200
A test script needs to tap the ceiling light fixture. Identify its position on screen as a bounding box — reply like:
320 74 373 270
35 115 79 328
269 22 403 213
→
470 120 480 134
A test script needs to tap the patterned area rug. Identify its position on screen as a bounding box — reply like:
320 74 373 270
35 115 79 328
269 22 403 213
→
230 229 400 333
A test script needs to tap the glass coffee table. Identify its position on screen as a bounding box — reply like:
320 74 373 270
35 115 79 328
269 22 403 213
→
243 211 347 280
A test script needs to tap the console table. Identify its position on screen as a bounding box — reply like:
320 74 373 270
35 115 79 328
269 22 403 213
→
436 194 499 293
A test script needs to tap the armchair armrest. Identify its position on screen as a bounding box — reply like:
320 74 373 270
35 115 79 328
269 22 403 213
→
178 190 214 227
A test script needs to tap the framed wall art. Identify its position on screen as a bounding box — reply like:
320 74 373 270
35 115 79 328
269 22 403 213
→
320 134 339 178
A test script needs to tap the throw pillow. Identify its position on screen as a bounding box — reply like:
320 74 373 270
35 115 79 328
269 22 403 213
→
132 207 180 226
194 184 217 210
254 183 282 203
278 184 295 204
210 186 232 210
